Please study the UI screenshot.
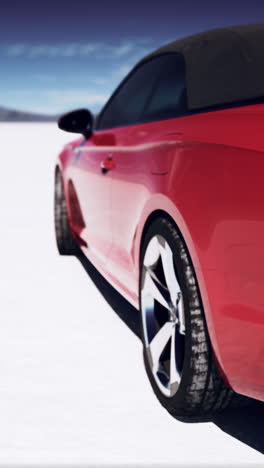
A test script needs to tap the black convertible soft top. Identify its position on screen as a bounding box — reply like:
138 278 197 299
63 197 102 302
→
137 24 264 111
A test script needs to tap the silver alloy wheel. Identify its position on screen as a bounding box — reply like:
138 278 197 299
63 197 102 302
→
141 235 186 397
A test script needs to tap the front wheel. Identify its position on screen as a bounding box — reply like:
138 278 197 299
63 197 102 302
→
139 217 235 422
54 168 79 256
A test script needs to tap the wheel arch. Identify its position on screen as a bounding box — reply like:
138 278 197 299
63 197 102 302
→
135 196 201 274
139 209 179 259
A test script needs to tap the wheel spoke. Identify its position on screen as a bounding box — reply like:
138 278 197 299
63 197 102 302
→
142 267 171 310
148 321 174 370
158 238 181 306
143 236 160 268
177 296 186 335
170 326 180 391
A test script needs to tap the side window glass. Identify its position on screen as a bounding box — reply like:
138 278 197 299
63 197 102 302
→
97 53 187 130
143 54 187 120
98 60 159 130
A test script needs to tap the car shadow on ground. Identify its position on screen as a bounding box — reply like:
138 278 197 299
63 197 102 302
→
76 252 264 455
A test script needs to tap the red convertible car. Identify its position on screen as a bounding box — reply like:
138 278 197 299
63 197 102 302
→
55 24 264 422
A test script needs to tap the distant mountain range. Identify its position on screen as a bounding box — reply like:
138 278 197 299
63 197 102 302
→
0 106 58 122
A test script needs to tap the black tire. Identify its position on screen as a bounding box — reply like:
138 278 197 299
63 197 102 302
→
54 167 79 256
140 217 239 422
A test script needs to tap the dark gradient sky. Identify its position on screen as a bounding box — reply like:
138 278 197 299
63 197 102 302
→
1 0 264 114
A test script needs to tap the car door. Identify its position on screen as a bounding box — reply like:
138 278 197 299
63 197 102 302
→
68 132 115 265
96 53 187 297
66 56 170 267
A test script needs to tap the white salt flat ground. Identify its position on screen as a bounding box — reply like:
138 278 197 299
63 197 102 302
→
0 122 262 465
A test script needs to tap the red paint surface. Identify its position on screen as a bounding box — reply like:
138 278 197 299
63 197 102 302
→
58 103 264 402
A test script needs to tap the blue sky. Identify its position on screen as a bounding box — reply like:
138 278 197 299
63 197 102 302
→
1 1 264 115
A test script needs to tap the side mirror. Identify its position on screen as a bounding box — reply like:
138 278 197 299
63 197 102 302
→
58 108 94 139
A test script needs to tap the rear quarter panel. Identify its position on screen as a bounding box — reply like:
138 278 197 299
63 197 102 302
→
131 107 264 400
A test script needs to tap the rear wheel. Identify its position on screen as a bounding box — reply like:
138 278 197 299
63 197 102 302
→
139 217 235 422
54 168 79 256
